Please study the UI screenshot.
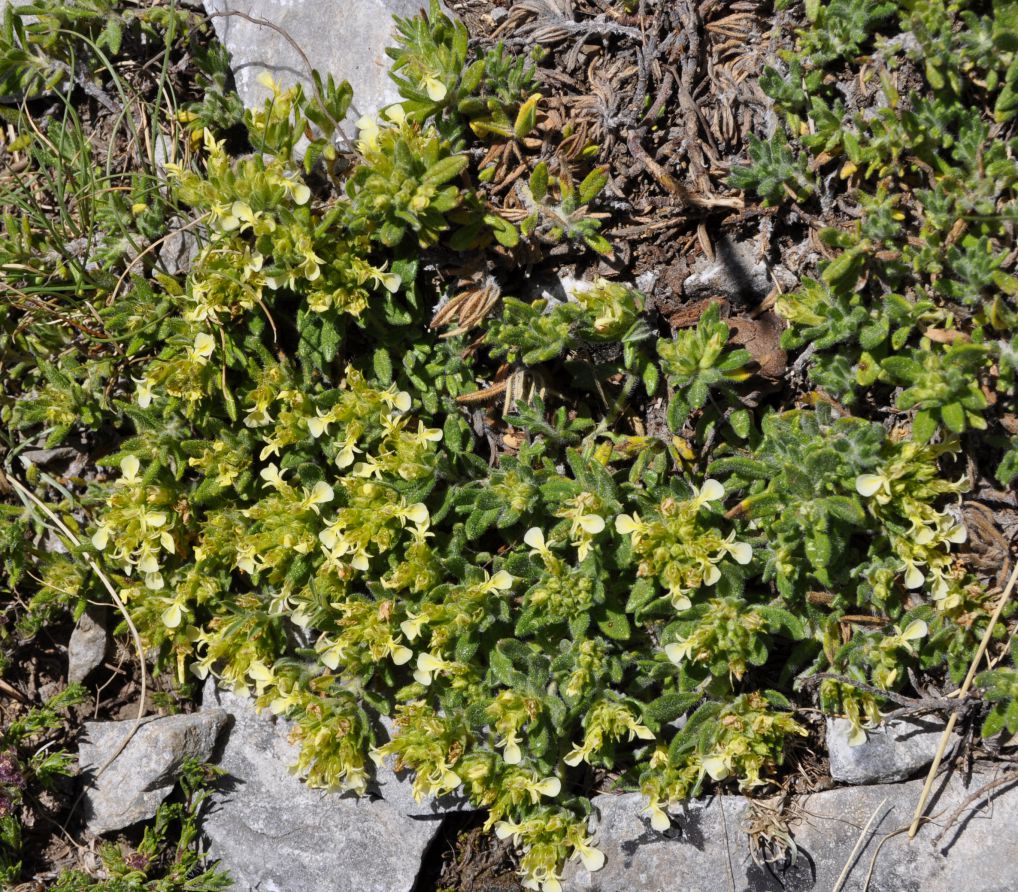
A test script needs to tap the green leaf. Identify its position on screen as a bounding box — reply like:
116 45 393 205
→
912 410 938 443
422 154 468 185
941 401 966 433
642 692 701 726
821 248 864 292
578 166 610 205
486 214 520 248
729 409 752 439
513 93 541 138
881 356 922 382
597 606 631 641
373 348 393 384
981 707 1007 738
465 507 499 540
569 612 591 638
625 578 658 614
529 161 549 203
756 606 805 639
583 233 613 256
459 59 485 96
823 495 865 525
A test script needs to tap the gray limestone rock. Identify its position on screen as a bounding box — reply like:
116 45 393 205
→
682 234 771 304
158 225 200 277
67 606 110 685
827 716 957 785
564 771 1018 892
79 710 227 834
201 681 443 892
202 0 435 122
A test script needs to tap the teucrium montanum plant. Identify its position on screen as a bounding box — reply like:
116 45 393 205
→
19 2 1008 889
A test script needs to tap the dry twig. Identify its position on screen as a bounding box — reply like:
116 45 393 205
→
832 797 889 892
908 556 1018 837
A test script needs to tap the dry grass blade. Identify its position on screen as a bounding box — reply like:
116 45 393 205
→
832 797 889 892
5 473 148 783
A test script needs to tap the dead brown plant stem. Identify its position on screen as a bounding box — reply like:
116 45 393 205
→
931 771 1018 846
908 555 1018 838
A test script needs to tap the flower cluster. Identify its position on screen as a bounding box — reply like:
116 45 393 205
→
616 480 752 611
855 444 968 606
91 456 179 592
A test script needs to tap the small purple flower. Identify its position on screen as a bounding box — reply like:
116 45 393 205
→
0 752 24 789
0 794 12 817
125 852 150 871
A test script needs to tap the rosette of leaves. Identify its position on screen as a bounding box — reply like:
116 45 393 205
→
485 281 658 401
0 686 85 884
710 405 967 608
880 341 991 441
727 130 815 206
345 116 469 248
386 0 478 122
515 160 613 256
656 302 753 431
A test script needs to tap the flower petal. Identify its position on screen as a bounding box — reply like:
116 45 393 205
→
524 527 546 550
489 570 514 590
855 473 883 497
424 75 447 101
417 652 446 672
535 776 561 798
405 503 430 525
615 514 639 534
702 755 729 781
698 479 724 503
120 455 141 480
503 740 522 765
193 331 216 358
664 642 686 664
393 391 412 413
728 541 752 565
580 846 605 872
947 524 967 544
901 619 928 641
904 564 925 589
162 602 182 628
563 747 585 767
309 481 334 505
648 803 670 832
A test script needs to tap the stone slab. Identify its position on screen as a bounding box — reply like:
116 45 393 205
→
827 716 958 785
203 0 434 122
564 770 1018 892
201 681 443 892
79 710 227 834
